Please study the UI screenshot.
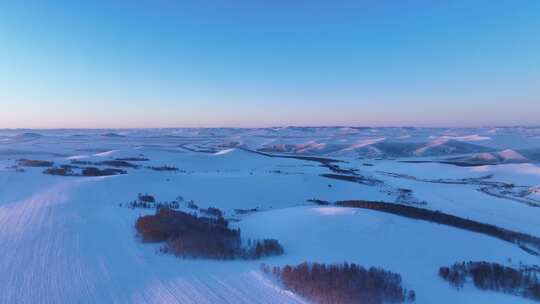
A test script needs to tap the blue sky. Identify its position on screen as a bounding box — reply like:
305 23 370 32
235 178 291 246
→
0 1 539 128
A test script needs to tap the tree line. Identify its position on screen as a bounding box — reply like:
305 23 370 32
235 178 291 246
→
336 200 540 255
263 262 414 304
44 166 126 177
439 261 540 301
135 208 283 260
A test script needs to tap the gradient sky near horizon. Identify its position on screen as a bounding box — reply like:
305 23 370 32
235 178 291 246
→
1 1 539 128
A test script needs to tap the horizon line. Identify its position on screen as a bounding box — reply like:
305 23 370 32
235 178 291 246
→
1 125 539 131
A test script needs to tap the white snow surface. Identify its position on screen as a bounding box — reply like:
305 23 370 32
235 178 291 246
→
1 127 540 303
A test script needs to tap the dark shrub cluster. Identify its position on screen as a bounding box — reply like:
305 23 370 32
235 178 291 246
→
124 194 180 210
187 200 199 209
265 262 414 304
307 199 331 205
127 200 180 210
200 206 223 217
82 167 126 176
116 157 149 161
70 159 182 173
243 147 365 177
44 165 125 177
321 174 380 186
44 166 75 176
147 165 180 171
98 160 138 168
321 173 362 183
128 200 180 210
135 208 283 260
246 239 284 258
323 163 358 175
18 159 54 167
439 261 540 301
234 207 258 215
70 159 140 169
336 200 540 255
101 132 125 137
138 193 156 203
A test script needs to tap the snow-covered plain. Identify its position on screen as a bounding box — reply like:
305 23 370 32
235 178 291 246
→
1 127 540 303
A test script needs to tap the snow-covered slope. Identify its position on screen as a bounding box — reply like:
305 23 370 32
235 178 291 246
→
1 127 540 303
239 206 538 304
445 149 529 166
496 149 527 162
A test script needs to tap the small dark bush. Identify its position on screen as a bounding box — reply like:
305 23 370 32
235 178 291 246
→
138 193 156 203
201 206 223 217
307 199 331 205
156 201 180 210
187 200 199 209
268 262 413 304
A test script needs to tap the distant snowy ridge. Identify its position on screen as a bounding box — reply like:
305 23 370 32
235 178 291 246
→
469 153 498 162
414 135 491 156
340 138 386 152
496 149 527 162
2 127 539 160
449 149 529 166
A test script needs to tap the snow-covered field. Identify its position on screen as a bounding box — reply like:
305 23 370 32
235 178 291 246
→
1 127 540 303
